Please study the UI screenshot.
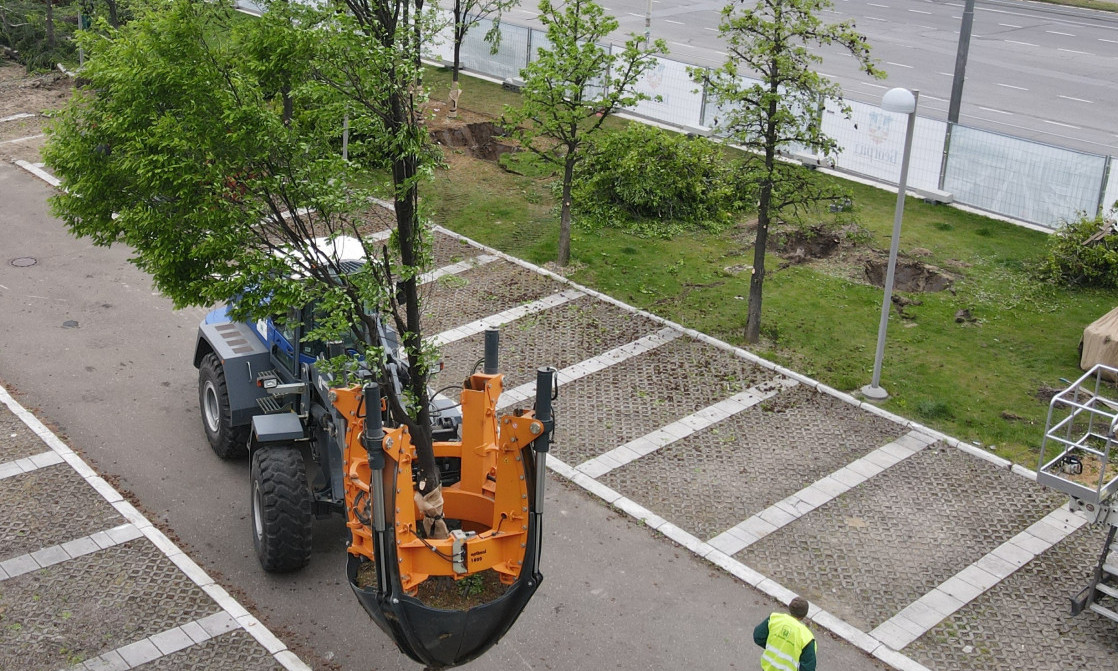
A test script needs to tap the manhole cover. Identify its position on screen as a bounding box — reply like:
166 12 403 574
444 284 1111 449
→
10 257 37 267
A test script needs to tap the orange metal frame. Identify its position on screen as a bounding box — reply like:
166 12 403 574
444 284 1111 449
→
332 372 544 593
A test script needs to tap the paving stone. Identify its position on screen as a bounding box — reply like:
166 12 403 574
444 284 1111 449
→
429 296 661 393
0 540 220 671
0 405 49 463
904 525 1118 670
734 445 1064 632
421 259 561 335
132 629 283 671
0 463 121 559
600 383 906 540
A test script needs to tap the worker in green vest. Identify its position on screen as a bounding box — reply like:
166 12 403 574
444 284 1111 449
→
753 596 816 671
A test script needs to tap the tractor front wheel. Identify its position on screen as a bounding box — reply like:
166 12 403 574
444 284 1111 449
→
198 353 248 459
250 446 313 573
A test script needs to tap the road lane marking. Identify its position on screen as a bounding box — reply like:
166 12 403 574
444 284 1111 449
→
979 107 1014 115
1058 95 1093 104
908 9 931 14
996 83 1029 91
1046 30 1075 37
886 61 913 69
1042 119 1080 129
1058 48 1091 55
1005 40 1038 47
998 23 1021 28
665 19 684 25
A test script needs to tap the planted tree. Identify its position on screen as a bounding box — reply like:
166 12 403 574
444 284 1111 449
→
696 0 883 343
448 0 515 104
44 0 448 528
502 0 665 266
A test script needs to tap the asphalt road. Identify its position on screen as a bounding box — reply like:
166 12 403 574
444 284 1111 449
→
0 161 893 669
494 0 1118 154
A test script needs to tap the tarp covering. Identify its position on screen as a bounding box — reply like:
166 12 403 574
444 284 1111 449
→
1081 306 1118 379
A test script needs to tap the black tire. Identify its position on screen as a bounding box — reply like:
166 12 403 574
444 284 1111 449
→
251 446 313 573
198 353 248 459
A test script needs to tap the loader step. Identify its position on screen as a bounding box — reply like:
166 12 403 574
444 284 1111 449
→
1095 582 1118 600
1088 603 1118 624
257 395 286 414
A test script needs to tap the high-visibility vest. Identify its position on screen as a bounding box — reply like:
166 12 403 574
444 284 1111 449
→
760 612 814 671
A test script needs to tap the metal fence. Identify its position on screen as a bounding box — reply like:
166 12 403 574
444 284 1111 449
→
427 13 1117 231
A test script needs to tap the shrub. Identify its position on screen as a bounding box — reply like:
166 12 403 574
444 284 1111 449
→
1037 214 1118 289
569 123 747 238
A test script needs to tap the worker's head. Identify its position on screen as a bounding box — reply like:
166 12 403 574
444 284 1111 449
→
789 596 809 620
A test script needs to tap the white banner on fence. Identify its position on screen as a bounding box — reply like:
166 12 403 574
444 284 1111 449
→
944 127 1107 228
623 55 704 129
825 99 945 194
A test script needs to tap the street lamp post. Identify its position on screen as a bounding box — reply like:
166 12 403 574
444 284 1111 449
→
862 88 919 402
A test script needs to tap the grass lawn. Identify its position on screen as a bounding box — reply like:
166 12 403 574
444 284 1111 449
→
419 67 1117 468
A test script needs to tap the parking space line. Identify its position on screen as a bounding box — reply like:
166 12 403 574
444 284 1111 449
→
869 504 1089 650
419 254 499 284
0 383 311 671
496 327 682 409
575 376 798 478
0 450 64 480
428 288 585 347
707 430 938 555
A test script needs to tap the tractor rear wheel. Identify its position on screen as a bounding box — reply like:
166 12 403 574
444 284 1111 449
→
199 353 248 459
251 446 312 573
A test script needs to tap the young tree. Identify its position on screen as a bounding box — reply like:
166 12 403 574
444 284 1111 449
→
44 0 448 527
502 0 665 267
448 0 515 96
697 0 883 343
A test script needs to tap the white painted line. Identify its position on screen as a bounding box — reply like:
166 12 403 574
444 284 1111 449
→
0 384 309 669
428 288 584 347
1046 30 1075 37
996 83 1028 91
870 504 1088 650
497 327 682 409
13 159 61 187
998 23 1021 28
707 430 936 555
865 16 887 21
908 9 931 14
0 112 35 123
978 107 1014 115
1058 95 1093 104
938 71 953 77
1100 38 1118 44
665 19 684 25
886 61 913 69
0 133 44 145
1041 119 1080 129
867 2 890 7
0 450 63 480
576 376 797 478
1058 48 1091 55
418 254 499 284
1004 40 1038 47
0 523 137 581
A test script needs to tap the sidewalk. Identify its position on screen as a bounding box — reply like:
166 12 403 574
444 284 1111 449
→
0 385 310 671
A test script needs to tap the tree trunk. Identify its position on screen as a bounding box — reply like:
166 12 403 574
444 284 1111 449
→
45 0 55 49
106 0 120 27
744 177 770 344
557 154 575 266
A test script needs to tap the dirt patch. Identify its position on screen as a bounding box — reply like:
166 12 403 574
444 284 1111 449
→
0 61 74 163
863 256 954 293
771 225 842 265
356 560 512 610
424 104 518 162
